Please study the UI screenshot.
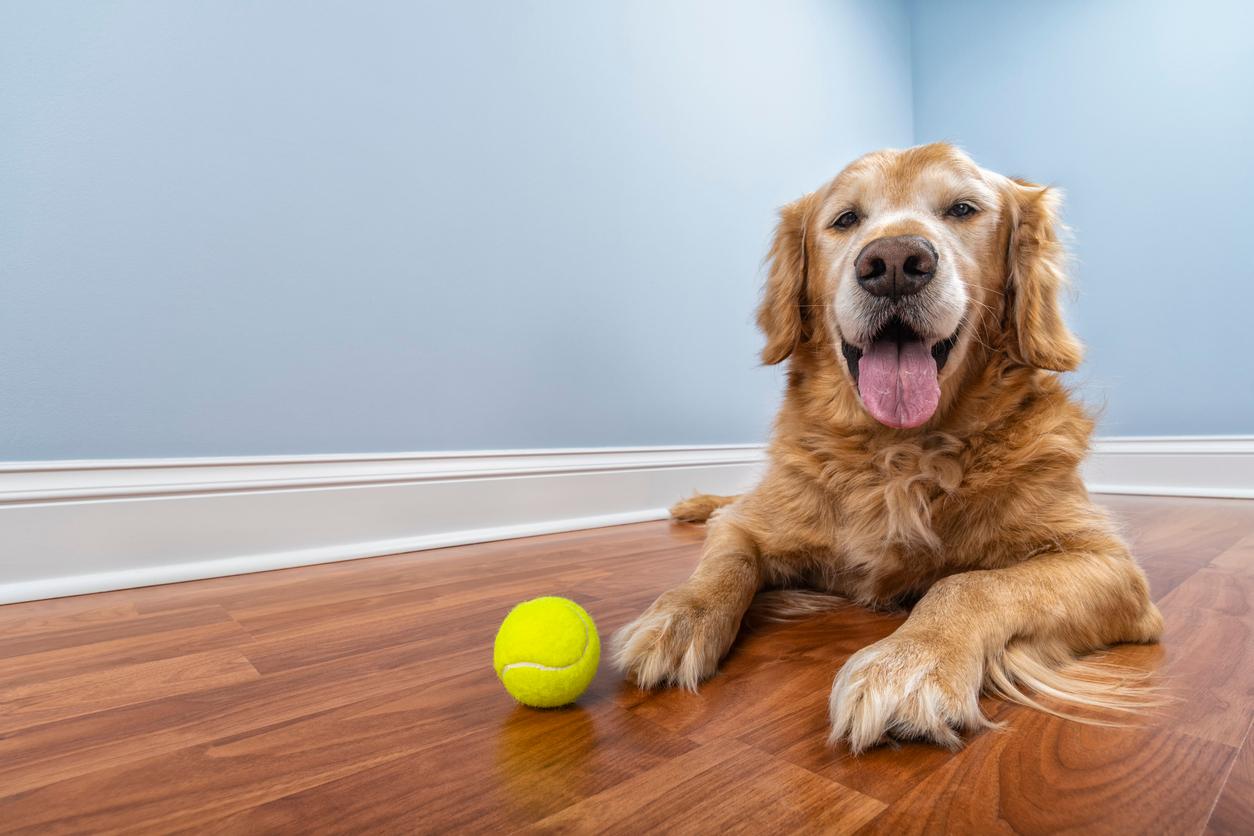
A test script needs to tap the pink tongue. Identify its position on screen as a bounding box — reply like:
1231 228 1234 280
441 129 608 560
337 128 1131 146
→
857 339 940 429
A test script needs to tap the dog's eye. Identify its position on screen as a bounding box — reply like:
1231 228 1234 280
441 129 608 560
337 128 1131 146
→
946 202 976 218
832 210 859 229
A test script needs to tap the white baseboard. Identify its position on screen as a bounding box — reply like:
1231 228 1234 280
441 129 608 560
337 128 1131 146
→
0 446 766 605
1085 436 1254 499
1 436 1250 605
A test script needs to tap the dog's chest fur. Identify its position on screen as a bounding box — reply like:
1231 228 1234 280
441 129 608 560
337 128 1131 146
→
750 358 1102 605
762 405 1092 606
810 434 973 602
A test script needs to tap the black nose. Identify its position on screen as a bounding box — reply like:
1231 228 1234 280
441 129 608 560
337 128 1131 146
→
855 235 937 299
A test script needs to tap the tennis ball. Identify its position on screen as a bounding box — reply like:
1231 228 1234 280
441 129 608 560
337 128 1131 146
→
493 596 600 708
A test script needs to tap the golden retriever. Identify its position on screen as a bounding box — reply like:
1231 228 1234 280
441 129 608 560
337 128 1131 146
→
613 143 1163 753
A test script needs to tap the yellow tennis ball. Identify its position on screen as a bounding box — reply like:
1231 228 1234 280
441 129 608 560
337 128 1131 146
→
493 596 600 708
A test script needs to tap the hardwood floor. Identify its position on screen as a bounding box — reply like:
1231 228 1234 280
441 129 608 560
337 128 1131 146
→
1 495 1252 834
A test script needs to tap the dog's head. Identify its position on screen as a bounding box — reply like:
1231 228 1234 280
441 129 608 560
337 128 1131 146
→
759 143 1082 429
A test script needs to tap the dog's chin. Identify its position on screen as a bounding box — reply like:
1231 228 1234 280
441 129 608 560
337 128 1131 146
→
840 317 959 429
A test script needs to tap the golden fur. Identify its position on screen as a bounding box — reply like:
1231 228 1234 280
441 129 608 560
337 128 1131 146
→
614 144 1163 753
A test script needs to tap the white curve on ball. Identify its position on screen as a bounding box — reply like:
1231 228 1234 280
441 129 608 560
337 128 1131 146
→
500 599 590 674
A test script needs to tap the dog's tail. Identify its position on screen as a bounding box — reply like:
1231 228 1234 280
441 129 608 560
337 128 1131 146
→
984 638 1168 724
669 493 740 523
748 589 854 621
751 591 1167 724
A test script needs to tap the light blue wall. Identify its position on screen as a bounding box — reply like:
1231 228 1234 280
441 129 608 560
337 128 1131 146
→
0 0 914 460
910 0 1254 435
10 1 1243 461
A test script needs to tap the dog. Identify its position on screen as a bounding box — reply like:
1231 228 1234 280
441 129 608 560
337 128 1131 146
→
613 143 1163 753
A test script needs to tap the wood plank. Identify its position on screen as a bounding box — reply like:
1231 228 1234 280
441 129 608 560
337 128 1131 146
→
0 640 478 797
1207 720 1254 835
0 670 503 832
528 740 885 835
1102 495 1254 601
0 606 252 689
1152 568 1254 747
0 649 260 735
1211 532 1254 576
191 690 696 833
0 601 140 638
0 604 234 660
858 708 1238 835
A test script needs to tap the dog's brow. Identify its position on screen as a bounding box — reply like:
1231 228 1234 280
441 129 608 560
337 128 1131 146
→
923 167 996 204
823 168 884 209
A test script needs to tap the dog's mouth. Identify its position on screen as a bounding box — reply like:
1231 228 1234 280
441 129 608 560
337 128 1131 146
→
840 318 959 429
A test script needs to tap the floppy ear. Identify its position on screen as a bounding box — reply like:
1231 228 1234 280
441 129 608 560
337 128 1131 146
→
1004 181 1084 372
757 194 815 365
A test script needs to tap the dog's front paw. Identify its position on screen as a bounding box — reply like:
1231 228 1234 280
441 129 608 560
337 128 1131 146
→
828 633 991 753
612 587 741 691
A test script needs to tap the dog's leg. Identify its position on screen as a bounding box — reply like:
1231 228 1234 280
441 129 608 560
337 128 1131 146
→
669 493 740 523
828 545 1162 752
614 515 762 690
